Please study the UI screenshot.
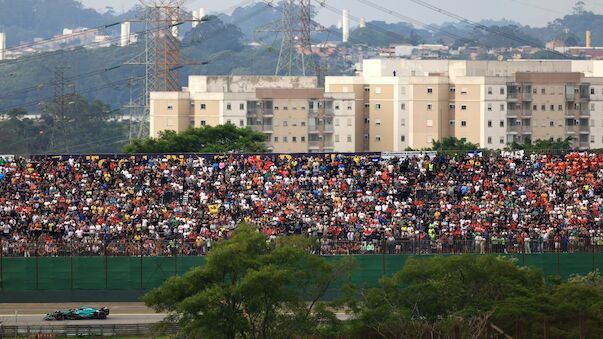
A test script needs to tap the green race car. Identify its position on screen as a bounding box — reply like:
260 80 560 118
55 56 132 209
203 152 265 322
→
44 306 110 321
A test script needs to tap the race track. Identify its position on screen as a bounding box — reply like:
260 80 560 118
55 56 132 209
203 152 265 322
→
0 313 167 326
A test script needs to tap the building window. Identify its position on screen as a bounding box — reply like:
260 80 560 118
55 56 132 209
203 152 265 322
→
274 136 279 142
375 119 381 126
347 105 352 110
283 136 288 142
227 120 231 124
240 103 245 110
401 119 406 126
591 88 595 95
500 88 505 95
541 88 546 95
226 103 232 110
401 103 406 110
335 104 340 110
426 119 433 127
201 103 206 110
533 88 537 94
335 118 340 126
401 135 405 142
401 87 406 95
592 103 596 111
427 104 433 111
375 103 382 110
551 105 555 111
201 120 206 126
239 120 244 127
364 87 370 92
364 103 370 108
292 136 297 142
427 87 433 94
167 105 173 110
450 87 456 93
283 106 288 110
347 118 352 126
500 104 505 111
591 119 595 127
347 135 352 142
461 121 467 127
591 135 595 143
460 88 467 94
283 121 288 127
487 87 493 95
500 137 505 144
500 120 504 127
376 136 381 142
559 105 563 111
166 118 174 127
449 120 455 126
461 105 467 111
335 135 340 142
533 105 537 111
487 137 492 144
301 136 305 142
541 105 546 111
375 87 382 94
427 136 433 143
550 121 554 127
301 121 306 126
488 104 492 111
449 104 455 109
488 120 492 127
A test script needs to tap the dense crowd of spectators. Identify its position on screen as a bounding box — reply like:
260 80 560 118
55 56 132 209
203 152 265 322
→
1 152 603 257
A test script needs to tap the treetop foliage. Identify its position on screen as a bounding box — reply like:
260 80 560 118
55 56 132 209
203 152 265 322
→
123 124 269 154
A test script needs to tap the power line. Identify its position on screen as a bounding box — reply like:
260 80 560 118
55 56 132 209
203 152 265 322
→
405 0 566 57
349 0 465 41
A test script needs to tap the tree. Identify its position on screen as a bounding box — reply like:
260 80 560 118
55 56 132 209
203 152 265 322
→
342 256 603 338
144 224 352 339
506 137 572 152
123 124 269 154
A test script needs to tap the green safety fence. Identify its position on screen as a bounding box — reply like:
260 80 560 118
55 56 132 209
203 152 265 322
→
0 253 601 301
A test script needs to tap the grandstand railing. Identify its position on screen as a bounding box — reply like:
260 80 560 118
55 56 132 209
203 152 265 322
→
1 237 602 257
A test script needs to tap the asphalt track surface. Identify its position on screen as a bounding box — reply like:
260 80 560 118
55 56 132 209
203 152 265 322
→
0 313 167 326
0 302 352 326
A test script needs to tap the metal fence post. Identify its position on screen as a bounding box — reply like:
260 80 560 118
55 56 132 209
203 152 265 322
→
35 240 39 289
0 237 3 291
381 238 386 276
556 247 561 276
593 240 596 273
70 238 74 290
104 237 108 289
140 239 143 289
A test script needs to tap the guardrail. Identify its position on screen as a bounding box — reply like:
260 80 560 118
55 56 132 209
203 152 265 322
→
0 323 178 337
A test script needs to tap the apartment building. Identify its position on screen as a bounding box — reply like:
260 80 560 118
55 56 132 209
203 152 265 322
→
150 76 355 153
151 60 603 152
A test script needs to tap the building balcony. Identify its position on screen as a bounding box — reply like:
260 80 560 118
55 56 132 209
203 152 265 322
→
308 124 334 133
508 125 532 134
507 92 532 102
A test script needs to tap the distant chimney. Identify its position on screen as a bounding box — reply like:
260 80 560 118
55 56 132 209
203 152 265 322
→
586 30 592 48
120 22 131 47
192 10 199 28
342 9 349 43
0 32 5 60
359 17 366 28
199 7 206 22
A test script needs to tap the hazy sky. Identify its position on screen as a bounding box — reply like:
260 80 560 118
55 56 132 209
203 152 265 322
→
80 0 603 27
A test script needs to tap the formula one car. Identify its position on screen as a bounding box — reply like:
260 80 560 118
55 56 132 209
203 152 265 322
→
44 306 110 321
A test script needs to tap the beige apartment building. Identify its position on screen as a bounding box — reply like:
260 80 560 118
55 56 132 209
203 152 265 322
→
150 76 356 153
151 60 603 152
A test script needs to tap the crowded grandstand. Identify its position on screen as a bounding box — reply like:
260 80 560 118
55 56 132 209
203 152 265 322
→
1 152 602 256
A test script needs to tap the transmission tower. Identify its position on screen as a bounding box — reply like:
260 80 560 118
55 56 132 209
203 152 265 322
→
125 0 185 139
258 0 325 77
